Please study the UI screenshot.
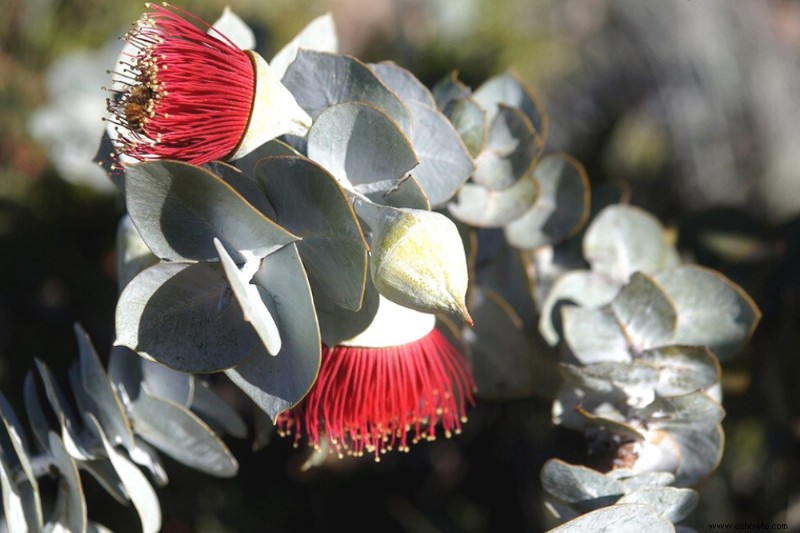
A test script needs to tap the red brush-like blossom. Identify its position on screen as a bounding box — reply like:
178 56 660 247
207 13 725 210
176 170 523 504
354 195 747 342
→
107 3 254 165
279 299 476 461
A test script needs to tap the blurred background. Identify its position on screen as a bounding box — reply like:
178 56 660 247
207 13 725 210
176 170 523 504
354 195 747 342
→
2 0 800 531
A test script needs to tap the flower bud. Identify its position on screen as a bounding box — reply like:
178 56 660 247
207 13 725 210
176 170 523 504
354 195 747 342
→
354 198 472 325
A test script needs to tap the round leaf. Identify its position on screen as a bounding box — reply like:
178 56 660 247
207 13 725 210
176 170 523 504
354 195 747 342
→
505 154 590 250
549 504 674 533
406 100 474 206
282 50 411 131
610 272 677 351
444 97 487 157
307 102 418 190
472 70 547 140
639 345 720 398
370 61 435 107
653 266 761 360
562 306 631 364
115 262 260 373
448 172 539 228
125 160 297 262
584 205 678 283
617 487 699 523
473 105 541 190
256 156 369 310
270 13 338 80
541 459 624 510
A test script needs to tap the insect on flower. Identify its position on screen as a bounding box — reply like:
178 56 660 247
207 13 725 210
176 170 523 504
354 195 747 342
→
106 2 311 166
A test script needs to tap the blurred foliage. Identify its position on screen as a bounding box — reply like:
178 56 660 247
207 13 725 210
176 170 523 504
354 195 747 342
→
1 0 800 531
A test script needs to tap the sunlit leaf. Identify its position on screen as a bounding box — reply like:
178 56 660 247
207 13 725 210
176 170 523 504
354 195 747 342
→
370 61 435 107
549 503 674 533
189 379 247 440
505 154 590 250
639 345 720 398
473 105 540 190
271 13 338 79
618 487 698 523
472 70 547 140
125 160 296 262
610 273 677 351
47 432 87 533
256 156 369 310
541 459 623 511
116 262 260 373
561 306 630 364
0 393 42 530
448 172 539 227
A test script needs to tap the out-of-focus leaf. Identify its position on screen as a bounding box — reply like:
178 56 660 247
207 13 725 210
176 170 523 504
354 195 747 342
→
548 503 674 533
128 437 168 488
47 432 86 533
574 362 660 408
370 62 435 107
637 392 725 429
131 388 238 478
654 266 761 361
610 470 676 489
505 154 590 250
561 306 630 364
226 244 321 421
307 102 418 190
116 215 157 294
282 50 411 131
88 416 161 533
35 360 92 460
256 156 369 310
78 457 128 505
617 487 698 523
0 393 42 530
639 345 720 398
610 273 677 351
464 288 535 398
0 456 31 532
116 262 260 373
539 270 621 346
472 70 547 139
666 425 724 487
215 239 281 355
312 274 380 346
23 372 50 453
210 6 255 50
405 100 474 206
125 160 296 262
584 205 679 283
271 13 338 79
475 240 537 328
74 324 134 450
140 359 193 407
574 407 647 442
541 459 623 511
189 379 247 440
473 106 540 190
449 172 539 227
432 71 471 111
444 96 487 157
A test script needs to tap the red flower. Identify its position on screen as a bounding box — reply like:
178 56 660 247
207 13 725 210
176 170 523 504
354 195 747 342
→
279 297 476 461
106 3 310 166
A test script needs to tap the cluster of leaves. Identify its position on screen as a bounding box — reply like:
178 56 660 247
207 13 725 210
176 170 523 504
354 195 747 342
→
0 325 244 532
0 7 763 533
531 204 761 529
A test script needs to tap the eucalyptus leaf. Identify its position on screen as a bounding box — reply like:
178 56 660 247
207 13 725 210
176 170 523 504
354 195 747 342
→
256 155 369 310
472 70 547 138
74 324 134 450
0 393 42 531
539 270 621 346
540 459 624 511
35 360 92 460
505 154 590 250
668 425 724 487
0 456 30 533
636 392 725 429
312 273 380 346
115 262 261 373
561 306 631 364
215 238 282 355
360 174 431 211
271 13 338 80
307 101 418 190
617 486 698 523
23 372 50 453
210 6 255 50
575 361 660 408
47 432 86 533
125 160 296 262
231 138 299 178
473 105 540 190
405 100 474 206
88 416 161 533
116 215 157 294
202 161 275 219
432 71 471 111
227 244 321 420
610 273 677 351
653 266 761 361
448 172 539 228
584 205 678 283
444 97 487 157
548 503 674 533
189 379 247 440
131 388 238 477
370 62 435 107
574 407 647 442
613 471 676 490
128 437 168 488
639 345 720 398
79 459 128 506
140 359 193 407
282 50 411 131
464 287 536 399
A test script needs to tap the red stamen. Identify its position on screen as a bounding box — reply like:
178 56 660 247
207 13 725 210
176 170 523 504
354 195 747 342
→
278 329 476 461
107 3 254 165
